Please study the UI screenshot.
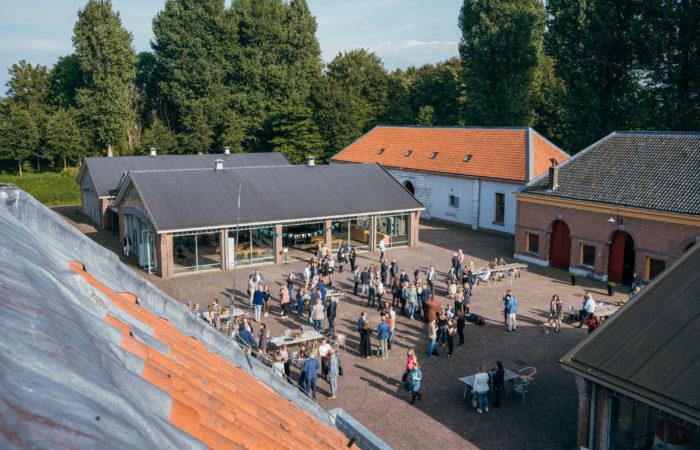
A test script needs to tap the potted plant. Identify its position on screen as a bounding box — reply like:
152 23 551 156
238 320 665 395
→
571 273 579 286
607 281 616 296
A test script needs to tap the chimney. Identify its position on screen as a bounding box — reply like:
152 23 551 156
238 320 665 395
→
149 147 157 156
224 146 230 154
306 156 315 167
214 159 223 171
548 158 559 190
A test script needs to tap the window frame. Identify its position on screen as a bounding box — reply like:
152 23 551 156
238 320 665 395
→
526 232 539 255
647 257 666 280
580 244 596 267
448 195 459 208
494 193 505 224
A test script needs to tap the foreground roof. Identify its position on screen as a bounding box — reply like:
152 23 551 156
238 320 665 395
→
115 163 424 232
560 243 700 425
78 152 292 198
521 132 700 216
0 184 355 448
330 125 568 183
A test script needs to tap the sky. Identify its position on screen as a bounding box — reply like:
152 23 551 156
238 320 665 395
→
0 0 463 90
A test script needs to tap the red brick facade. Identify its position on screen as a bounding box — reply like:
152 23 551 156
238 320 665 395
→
514 196 700 282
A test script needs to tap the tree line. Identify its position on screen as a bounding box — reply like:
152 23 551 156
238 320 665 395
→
0 0 697 176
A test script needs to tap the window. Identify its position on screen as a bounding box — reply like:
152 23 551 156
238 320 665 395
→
378 148 385 155
494 193 505 223
526 233 539 254
430 152 438 159
647 258 665 279
449 195 459 208
463 154 472 162
404 150 412 157
581 244 596 267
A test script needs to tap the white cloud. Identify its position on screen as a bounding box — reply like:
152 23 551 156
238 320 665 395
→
368 39 459 69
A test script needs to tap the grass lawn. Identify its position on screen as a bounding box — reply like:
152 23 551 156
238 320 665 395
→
0 168 81 206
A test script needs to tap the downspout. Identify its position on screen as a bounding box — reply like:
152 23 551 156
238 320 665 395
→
589 383 596 450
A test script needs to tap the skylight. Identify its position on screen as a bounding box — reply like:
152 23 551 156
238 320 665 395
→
430 152 438 159
405 150 412 157
378 148 385 155
463 154 473 162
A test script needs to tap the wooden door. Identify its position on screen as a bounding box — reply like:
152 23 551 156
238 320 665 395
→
608 231 625 283
549 221 571 270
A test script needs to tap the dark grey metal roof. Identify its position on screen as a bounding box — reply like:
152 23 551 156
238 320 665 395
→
120 163 424 232
78 152 292 198
560 243 700 424
521 132 700 216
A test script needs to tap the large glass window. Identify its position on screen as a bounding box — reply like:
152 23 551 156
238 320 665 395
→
526 233 539 254
350 217 370 251
378 214 408 248
494 193 505 224
173 231 221 273
581 244 596 267
647 258 665 280
227 227 274 267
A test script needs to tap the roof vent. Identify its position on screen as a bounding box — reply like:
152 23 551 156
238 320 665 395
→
463 154 472 162
548 158 559 190
214 159 224 171
306 156 315 167
149 147 157 156
224 146 230 154
404 150 412 157
430 152 438 159
378 148 385 155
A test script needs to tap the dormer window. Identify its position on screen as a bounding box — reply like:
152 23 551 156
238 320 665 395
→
463 154 473 162
430 152 438 159
378 148 385 155
404 150 412 157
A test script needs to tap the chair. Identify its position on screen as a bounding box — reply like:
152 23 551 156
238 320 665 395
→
512 380 530 405
519 367 537 391
568 305 580 322
506 270 516 284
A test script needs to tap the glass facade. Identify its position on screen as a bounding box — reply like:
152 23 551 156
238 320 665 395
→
349 217 370 251
173 232 221 273
378 213 408 248
227 227 274 267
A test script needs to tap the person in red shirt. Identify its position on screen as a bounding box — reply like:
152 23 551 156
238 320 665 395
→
585 314 600 334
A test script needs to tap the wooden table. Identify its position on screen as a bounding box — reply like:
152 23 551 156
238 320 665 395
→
270 330 323 350
459 368 520 400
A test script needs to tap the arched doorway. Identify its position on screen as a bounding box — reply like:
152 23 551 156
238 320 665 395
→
549 220 571 270
404 180 415 195
608 231 635 284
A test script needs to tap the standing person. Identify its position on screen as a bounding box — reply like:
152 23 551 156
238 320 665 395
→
123 233 132 257
403 349 418 385
286 273 296 304
262 285 271 318
257 323 270 354
547 295 558 327
300 354 319 400
360 320 372 358
311 298 324 332
303 263 311 291
237 322 254 350
428 316 438 358
386 304 394 350
390 258 400 281
247 275 256 306
327 296 337 332
399 269 410 285
457 249 465 277
353 267 361 296
375 279 385 310
408 285 418 320
400 281 409 316
367 276 377 308
378 238 386 261
437 309 448 345
554 295 563 333
454 287 465 315
474 365 490 413
446 318 455 357
327 255 335 286
447 268 458 298
457 309 466 346
327 347 340 399
380 260 390 286
409 363 423 404
272 353 285 378
349 248 357 272
279 285 290 318
506 292 519 332
420 284 430 318
360 267 370 297
426 265 437 299
492 361 505 407
279 344 291 381
502 289 513 325
377 315 391 359
579 294 596 328
252 269 263 288
211 298 221 328
358 311 367 335
318 338 331 381
451 253 460 277
253 287 264 322
391 277 401 307
337 245 346 273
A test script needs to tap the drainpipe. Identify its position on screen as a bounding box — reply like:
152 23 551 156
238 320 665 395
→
589 383 596 450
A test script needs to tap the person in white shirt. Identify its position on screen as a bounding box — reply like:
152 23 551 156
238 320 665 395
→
378 239 386 261
319 338 332 381
473 365 490 413
579 293 596 328
303 263 311 291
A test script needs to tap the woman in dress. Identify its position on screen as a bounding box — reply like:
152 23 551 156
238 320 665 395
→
392 277 401 307
554 295 563 333
474 365 490 413
447 268 458 298
454 287 465 315
409 363 422 404
262 285 270 318
446 318 456 357
319 337 332 380
402 349 418 386
360 320 372 358
349 248 357 272
327 255 335 286
337 245 346 273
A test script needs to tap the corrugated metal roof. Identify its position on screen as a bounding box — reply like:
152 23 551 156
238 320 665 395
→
78 152 292 198
0 183 367 448
521 132 700 216
121 163 424 232
560 243 700 424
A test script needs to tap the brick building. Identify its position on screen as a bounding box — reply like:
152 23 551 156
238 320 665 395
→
560 243 700 449
514 132 700 284
330 126 568 234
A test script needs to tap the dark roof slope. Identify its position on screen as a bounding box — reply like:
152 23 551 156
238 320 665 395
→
521 132 700 216
121 163 424 232
560 243 700 424
79 152 292 198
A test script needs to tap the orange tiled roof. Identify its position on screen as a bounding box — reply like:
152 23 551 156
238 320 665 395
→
331 126 568 182
68 261 352 450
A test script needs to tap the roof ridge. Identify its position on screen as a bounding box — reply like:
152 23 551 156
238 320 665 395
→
373 125 530 131
612 130 700 136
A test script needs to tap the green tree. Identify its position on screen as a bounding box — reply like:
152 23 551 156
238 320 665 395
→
533 55 567 148
382 69 414 125
459 0 546 126
5 61 51 107
408 58 463 126
141 117 178 155
72 0 137 157
268 103 324 164
416 105 436 126
0 104 39 177
50 54 82 109
546 0 642 152
45 108 86 169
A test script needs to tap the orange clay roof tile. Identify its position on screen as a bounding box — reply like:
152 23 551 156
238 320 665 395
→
332 126 568 182
70 263 352 449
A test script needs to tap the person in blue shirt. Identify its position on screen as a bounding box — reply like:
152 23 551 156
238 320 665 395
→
252 287 264 322
316 280 327 311
409 363 422 404
377 315 391 359
237 323 254 349
505 293 519 332
298 354 319 399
